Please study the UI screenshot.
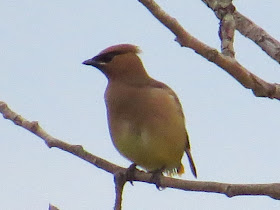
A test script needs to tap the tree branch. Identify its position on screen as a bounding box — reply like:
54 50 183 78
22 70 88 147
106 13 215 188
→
1 100 280 200
138 0 280 100
201 0 280 64
216 0 236 57
114 171 126 210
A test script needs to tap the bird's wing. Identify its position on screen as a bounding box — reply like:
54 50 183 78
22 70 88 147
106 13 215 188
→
148 79 185 118
149 79 197 178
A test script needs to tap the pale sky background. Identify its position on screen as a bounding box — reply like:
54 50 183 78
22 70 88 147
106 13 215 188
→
1 1 280 209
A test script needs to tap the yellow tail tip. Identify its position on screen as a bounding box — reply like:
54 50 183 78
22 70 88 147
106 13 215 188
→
178 164 185 175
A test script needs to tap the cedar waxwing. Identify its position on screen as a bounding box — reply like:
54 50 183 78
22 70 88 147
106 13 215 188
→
83 44 197 178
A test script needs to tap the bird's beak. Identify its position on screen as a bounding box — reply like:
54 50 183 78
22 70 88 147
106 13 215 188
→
82 57 98 66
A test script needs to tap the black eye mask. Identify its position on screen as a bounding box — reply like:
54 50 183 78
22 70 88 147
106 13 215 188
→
94 51 124 63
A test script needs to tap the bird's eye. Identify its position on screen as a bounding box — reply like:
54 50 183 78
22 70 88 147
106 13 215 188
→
96 53 116 63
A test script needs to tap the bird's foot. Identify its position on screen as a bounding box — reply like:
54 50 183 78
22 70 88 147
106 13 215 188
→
125 163 137 185
150 168 164 190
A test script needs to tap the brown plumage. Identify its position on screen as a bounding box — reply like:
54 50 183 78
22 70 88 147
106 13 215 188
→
83 44 197 177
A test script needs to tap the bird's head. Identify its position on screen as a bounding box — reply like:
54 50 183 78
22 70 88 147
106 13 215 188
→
83 44 149 81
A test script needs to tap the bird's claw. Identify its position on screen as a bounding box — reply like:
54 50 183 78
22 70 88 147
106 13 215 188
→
126 163 137 185
150 169 164 190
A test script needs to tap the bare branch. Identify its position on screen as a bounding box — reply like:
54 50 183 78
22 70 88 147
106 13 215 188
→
216 0 236 57
201 0 280 64
0 101 118 175
114 171 126 210
2 101 280 200
138 0 280 100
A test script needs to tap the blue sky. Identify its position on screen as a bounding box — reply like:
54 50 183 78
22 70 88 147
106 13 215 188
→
1 1 280 209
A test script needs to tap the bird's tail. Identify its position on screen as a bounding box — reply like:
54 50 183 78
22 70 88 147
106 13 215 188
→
185 148 197 178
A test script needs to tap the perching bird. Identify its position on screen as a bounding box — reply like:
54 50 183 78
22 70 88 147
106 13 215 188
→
83 44 197 179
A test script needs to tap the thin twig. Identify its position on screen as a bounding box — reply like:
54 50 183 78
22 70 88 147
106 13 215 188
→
0 101 119 174
201 0 280 64
216 0 236 57
138 0 280 100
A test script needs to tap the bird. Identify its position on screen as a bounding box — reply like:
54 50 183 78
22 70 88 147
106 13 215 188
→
83 44 197 180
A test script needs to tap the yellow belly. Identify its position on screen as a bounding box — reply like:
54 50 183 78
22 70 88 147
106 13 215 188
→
110 119 185 174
